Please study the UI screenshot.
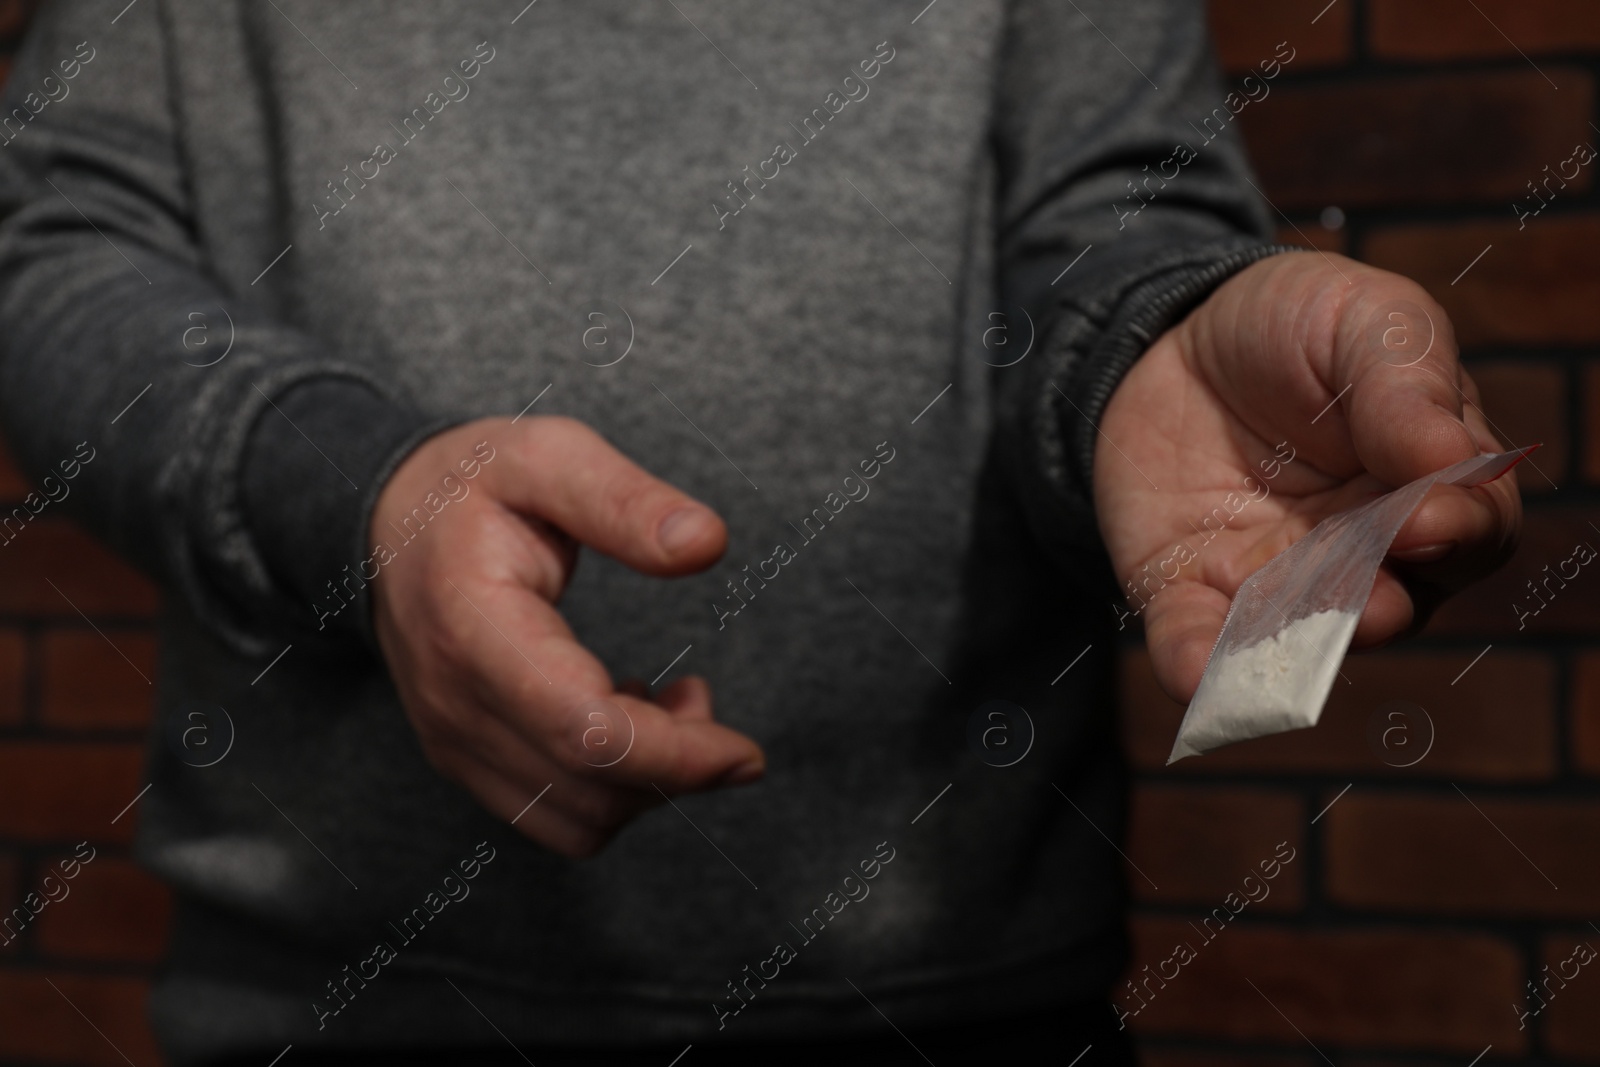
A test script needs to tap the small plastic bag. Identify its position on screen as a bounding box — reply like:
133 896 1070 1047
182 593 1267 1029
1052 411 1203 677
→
1168 447 1531 763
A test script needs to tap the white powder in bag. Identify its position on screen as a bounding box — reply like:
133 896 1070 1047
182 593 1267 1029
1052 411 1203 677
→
1168 608 1359 763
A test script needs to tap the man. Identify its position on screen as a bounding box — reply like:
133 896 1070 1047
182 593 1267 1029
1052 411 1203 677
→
0 2 1518 1064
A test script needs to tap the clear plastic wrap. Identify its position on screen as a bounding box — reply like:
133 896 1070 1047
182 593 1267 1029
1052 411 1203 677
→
1168 447 1532 763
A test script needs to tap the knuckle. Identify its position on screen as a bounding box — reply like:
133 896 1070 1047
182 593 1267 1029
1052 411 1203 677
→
525 414 588 450
554 695 633 774
424 592 480 673
595 468 647 531
425 629 474 686
600 469 676 545
548 728 596 775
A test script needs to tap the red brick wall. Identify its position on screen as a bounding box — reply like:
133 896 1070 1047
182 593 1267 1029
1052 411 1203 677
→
0 469 168 1029
1 0 1597 1063
1127 1 1600 1063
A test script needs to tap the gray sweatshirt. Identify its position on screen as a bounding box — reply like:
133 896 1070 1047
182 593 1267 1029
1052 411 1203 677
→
0 0 1275 1060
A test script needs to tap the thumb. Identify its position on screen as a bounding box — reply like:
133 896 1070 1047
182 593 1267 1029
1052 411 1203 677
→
484 416 727 575
1336 278 1481 488
579 688 765 793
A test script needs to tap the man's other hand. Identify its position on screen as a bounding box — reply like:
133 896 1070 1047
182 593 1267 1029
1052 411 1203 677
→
370 417 764 858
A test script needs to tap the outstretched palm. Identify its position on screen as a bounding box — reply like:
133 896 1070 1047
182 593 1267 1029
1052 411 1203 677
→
1094 252 1522 704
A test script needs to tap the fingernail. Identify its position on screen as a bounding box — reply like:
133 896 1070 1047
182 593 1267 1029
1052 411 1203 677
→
1392 541 1455 563
718 759 764 787
658 506 714 555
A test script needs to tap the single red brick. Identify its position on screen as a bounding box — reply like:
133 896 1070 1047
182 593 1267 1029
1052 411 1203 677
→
0 743 146 844
1586 363 1600 485
0 629 24 727
1127 787 1303 912
1123 919 1524 1052
1325 793 1600 917
1540 933 1600 1060
1371 0 1600 60
1118 646 1555 780
1364 215 1600 348
0 970 162 1066
1236 69 1592 212
34 856 171 964
39 629 157 731
1208 0 1351 74
0 519 158 618
1463 360 1567 492
1426 508 1600 636
1574 651 1600 775
0 435 27 503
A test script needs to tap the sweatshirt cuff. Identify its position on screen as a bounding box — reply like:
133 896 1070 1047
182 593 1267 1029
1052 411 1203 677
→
996 238 1296 570
1055 238 1296 495
239 378 463 648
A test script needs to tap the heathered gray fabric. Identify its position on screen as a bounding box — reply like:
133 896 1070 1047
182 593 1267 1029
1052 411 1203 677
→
0 0 1274 1059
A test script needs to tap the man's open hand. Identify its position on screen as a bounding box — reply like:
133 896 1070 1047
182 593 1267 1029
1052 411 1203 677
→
1095 251 1523 704
369 417 764 858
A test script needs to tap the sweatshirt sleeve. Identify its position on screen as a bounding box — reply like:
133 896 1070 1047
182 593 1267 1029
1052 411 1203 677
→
990 0 1295 566
0 1 444 656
